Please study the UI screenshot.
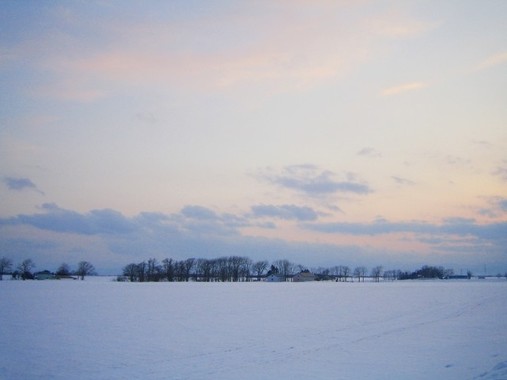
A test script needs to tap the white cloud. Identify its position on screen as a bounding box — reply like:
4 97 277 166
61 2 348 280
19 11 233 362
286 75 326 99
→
475 51 507 71
381 81 428 96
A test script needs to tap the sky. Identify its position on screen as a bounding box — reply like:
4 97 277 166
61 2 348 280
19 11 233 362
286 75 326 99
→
1 0 506 275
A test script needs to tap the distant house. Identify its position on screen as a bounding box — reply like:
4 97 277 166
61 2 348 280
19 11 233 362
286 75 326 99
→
293 271 315 282
265 274 284 282
34 270 55 280
56 275 78 280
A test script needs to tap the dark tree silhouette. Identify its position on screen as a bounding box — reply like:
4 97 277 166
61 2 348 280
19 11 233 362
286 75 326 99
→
123 263 138 282
56 263 71 277
252 260 268 281
353 266 367 282
266 264 279 276
146 258 161 282
371 266 383 282
0 257 13 280
76 261 96 280
399 265 450 280
183 258 195 282
335 265 351 282
166 259 178 281
137 261 147 282
18 259 35 280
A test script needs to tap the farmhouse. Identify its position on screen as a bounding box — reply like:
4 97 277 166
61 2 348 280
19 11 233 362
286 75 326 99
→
293 271 315 282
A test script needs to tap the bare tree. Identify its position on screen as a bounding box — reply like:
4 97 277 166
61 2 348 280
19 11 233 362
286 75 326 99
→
353 267 361 282
333 266 349 282
383 269 398 281
334 265 351 282
196 258 212 282
215 257 228 282
173 260 186 281
354 266 367 282
273 259 295 281
313 267 330 281
296 264 307 272
76 261 96 280
162 258 174 281
146 258 161 281
208 259 219 281
123 263 138 282
18 259 35 280
342 266 351 282
239 257 252 281
229 256 247 282
266 264 279 276
136 261 147 282
371 266 383 282
0 257 13 280
252 260 268 281
331 266 341 281
183 258 195 282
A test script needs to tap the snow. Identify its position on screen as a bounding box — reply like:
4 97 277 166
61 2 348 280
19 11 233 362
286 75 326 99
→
1 279 506 379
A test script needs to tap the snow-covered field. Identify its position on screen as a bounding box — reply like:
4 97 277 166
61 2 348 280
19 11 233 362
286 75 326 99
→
1 279 506 380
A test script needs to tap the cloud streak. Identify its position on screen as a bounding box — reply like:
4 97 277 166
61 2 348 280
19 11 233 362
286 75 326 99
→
3 177 44 194
250 204 319 221
475 51 507 71
381 81 428 96
494 161 507 181
259 165 371 196
357 147 382 158
479 197 507 218
392 176 415 186
303 218 507 243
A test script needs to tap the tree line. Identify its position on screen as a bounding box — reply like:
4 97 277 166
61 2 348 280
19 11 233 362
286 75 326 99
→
121 256 268 282
0 257 95 280
119 259 506 282
396 265 470 280
2 255 504 283
117 255 420 283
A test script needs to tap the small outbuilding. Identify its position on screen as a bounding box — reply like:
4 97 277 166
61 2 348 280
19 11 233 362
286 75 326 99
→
265 274 284 282
34 270 56 280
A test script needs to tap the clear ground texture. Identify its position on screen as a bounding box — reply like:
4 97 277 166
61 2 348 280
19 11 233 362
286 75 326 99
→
1 279 506 379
